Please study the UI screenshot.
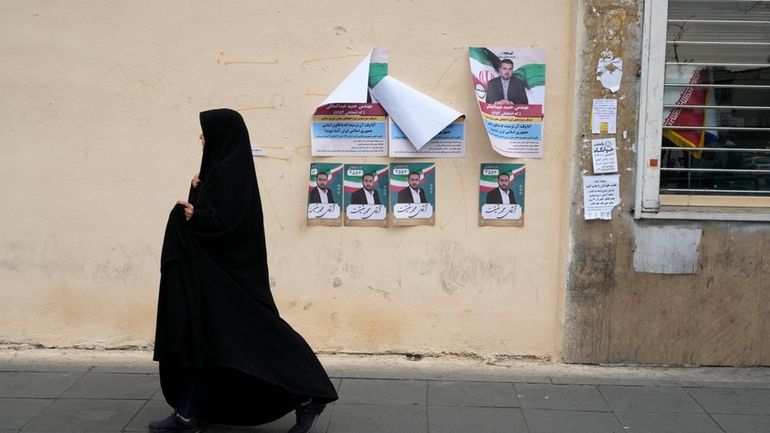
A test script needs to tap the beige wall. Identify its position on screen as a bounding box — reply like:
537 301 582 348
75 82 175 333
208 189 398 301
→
0 1 576 358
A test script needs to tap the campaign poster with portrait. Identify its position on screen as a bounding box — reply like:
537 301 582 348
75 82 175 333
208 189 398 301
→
479 163 525 227
343 164 389 227
469 47 546 158
389 163 436 226
307 163 343 226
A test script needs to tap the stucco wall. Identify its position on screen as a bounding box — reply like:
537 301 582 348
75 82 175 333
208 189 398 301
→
0 1 576 358
564 0 770 366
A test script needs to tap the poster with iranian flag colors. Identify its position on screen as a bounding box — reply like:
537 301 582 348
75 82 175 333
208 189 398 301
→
479 163 525 227
343 163 389 227
307 163 344 226
312 48 389 156
389 163 436 226
469 47 546 158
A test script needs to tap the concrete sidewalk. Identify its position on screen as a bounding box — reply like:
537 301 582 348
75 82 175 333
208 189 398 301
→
2 349 770 433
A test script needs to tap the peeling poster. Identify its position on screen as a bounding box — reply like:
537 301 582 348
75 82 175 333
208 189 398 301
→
596 49 622 93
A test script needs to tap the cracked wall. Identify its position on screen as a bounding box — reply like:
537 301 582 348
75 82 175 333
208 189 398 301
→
564 1 770 365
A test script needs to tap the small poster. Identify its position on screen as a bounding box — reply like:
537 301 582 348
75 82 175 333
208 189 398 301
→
583 174 620 220
479 163 526 227
591 99 617 134
389 119 465 158
389 163 436 226
343 164 389 227
307 163 343 226
591 138 618 174
469 47 546 158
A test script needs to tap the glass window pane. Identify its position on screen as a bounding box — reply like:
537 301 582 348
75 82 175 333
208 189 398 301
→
661 1 770 196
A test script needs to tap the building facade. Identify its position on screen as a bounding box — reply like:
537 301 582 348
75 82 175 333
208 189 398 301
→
1 0 767 365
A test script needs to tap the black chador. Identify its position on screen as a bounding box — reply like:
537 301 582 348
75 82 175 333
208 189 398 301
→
153 109 337 426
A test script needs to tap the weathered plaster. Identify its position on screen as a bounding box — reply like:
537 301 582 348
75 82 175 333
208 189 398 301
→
565 1 770 366
1 0 576 358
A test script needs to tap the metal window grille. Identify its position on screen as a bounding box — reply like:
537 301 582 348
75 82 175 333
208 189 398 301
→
660 0 770 196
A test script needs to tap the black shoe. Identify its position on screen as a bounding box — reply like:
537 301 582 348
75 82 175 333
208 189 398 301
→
148 412 201 433
289 399 325 433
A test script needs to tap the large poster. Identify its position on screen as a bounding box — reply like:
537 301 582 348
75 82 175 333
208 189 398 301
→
307 163 343 226
313 47 464 156
311 49 389 156
479 163 526 227
469 47 546 158
343 164 389 227
389 163 436 226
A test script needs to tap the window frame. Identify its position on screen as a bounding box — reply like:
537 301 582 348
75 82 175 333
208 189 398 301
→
635 0 770 221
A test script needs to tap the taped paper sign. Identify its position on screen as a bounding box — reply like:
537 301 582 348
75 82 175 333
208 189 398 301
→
583 174 620 220
591 99 617 134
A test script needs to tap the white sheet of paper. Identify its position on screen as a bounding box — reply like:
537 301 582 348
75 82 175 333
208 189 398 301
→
321 52 373 105
591 138 618 174
370 76 463 150
583 174 620 220
591 99 617 134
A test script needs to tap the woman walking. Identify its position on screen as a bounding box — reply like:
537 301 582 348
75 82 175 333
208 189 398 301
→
151 108 337 433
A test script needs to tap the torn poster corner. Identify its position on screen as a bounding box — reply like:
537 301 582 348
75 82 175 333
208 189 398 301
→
596 49 623 93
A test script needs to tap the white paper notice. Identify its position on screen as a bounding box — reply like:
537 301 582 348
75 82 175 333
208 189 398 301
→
591 138 618 174
583 174 620 220
591 99 617 134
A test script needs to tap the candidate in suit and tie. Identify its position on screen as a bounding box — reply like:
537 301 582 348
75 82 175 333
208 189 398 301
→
308 171 335 204
485 59 528 105
485 172 518 205
349 173 381 205
397 172 428 204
